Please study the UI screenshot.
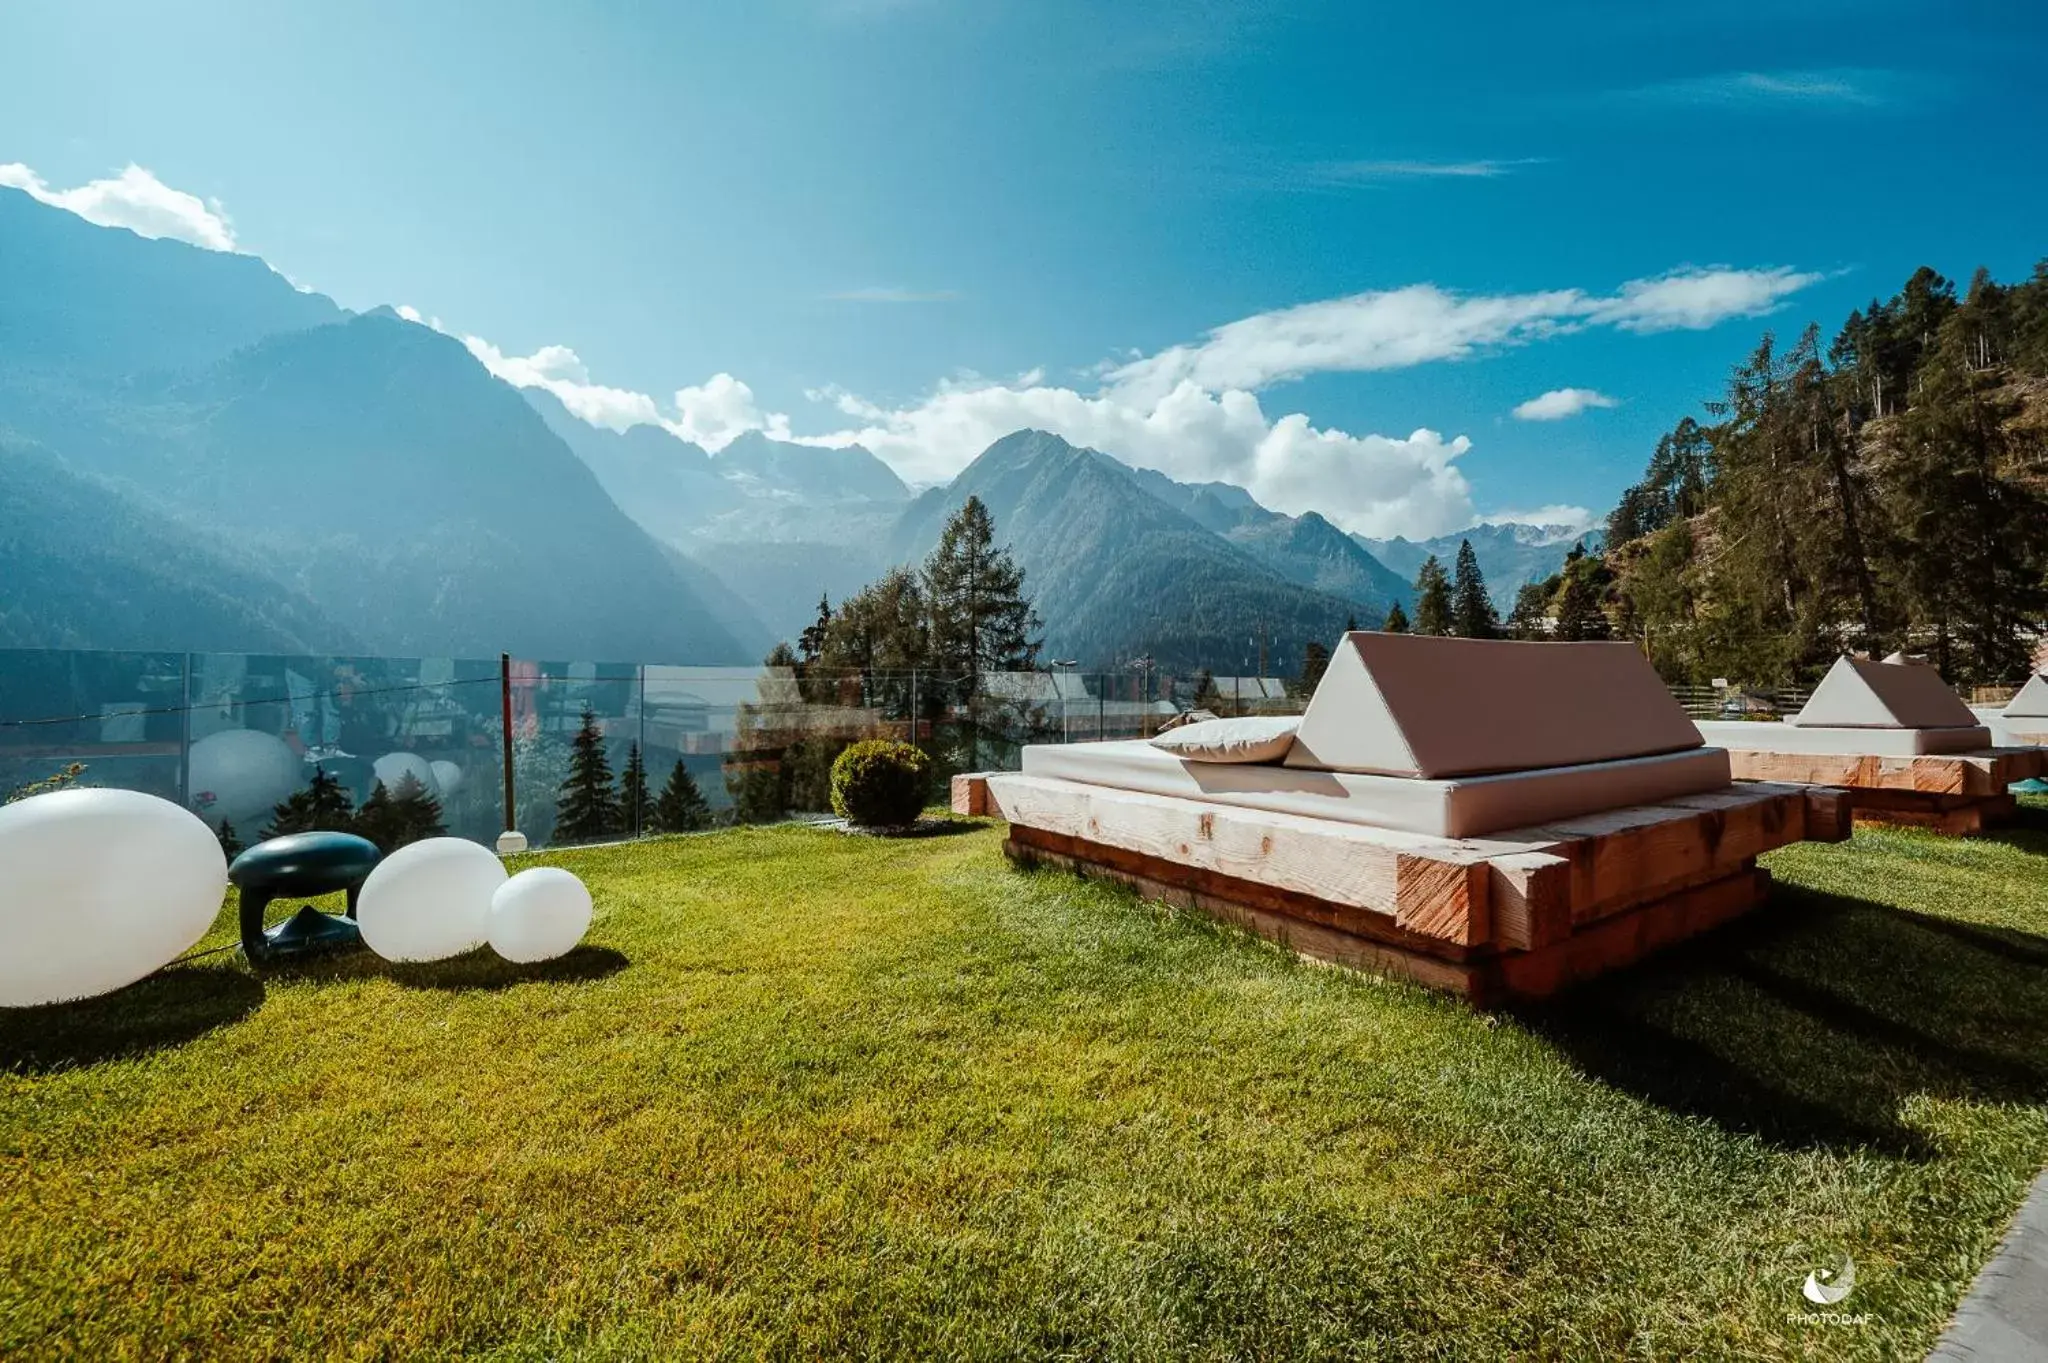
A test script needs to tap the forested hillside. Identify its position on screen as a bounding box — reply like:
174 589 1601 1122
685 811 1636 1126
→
1600 262 2048 685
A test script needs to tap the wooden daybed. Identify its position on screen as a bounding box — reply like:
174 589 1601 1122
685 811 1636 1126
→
955 634 1850 1005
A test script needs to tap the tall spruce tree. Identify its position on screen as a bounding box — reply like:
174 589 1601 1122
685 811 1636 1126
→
354 772 447 854
1382 602 1409 633
1412 556 1453 636
618 741 655 836
797 593 832 667
654 759 713 832
556 705 622 842
263 765 356 839
1296 640 1331 696
1450 539 1498 638
923 496 1040 682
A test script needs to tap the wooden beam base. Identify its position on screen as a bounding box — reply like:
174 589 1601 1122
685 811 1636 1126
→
1723 746 2044 799
1846 788 2018 836
951 768 1842 1004
1005 828 1770 1006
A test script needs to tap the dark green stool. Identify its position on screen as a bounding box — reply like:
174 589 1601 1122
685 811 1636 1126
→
229 832 382 963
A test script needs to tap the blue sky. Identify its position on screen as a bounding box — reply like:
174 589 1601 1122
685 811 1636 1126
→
3 0 2043 536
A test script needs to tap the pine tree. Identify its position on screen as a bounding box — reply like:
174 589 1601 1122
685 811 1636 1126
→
1382 602 1410 633
617 741 655 836
923 496 1040 682
1506 579 1555 640
352 773 446 854
1450 539 1498 638
1553 552 1613 641
263 765 356 839
216 820 245 860
556 705 622 842
654 759 713 832
1297 640 1331 695
1412 556 1453 636
797 593 832 667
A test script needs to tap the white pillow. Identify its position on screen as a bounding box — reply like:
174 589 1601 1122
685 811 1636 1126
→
1150 716 1300 764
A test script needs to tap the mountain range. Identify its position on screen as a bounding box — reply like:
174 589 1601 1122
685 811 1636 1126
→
1359 523 1605 610
1 185 1598 670
0 190 753 663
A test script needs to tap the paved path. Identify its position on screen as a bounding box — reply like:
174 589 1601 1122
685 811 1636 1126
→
1932 1172 2048 1361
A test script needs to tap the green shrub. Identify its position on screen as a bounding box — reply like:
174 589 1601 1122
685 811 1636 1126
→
829 740 931 829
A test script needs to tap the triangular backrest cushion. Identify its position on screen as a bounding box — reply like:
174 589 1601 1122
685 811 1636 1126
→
1790 656 1977 729
1282 632 1704 778
2003 674 2048 720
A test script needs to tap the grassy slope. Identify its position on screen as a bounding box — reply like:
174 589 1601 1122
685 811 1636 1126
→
4 815 2047 1359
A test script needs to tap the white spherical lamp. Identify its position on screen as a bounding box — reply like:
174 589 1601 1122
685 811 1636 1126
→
488 868 593 963
0 789 228 1007
372 751 441 798
430 760 464 797
187 729 302 827
354 837 505 962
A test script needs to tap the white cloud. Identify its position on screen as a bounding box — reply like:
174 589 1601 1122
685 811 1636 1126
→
0 163 237 251
670 373 795 449
1586 266 1825 333
1307 158 1544 181
1631 69 1892 108
1105 266 1822 401
462 335 664 430
775 374 1478 538
1512 387 1620 421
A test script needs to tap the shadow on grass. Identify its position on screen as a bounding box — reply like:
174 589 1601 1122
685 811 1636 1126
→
259 943 631 992
1511 885 2048 1156
0 966 264 1074
1968 796 2048 855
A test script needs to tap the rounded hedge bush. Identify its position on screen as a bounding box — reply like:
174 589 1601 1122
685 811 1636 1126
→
829 740 931 829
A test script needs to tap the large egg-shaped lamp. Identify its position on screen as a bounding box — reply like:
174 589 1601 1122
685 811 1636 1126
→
354 836 504 962
0 789 228 1007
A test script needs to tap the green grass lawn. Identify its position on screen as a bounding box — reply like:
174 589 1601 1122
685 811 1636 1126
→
4 810 2048 1360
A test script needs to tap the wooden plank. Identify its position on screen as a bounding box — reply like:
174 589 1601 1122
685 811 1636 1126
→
1004 825 1482 965
1502 784 1805 925
1491 868 1769 1002
1801 787 1854 842
1486 852 1573 950
1727 747 2042 797
1015 827 1775 1005
984 773 1504 946
1849 790 2016 836
950 771 993 817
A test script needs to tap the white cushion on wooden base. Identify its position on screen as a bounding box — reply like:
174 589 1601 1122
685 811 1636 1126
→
1696 719 1992 756
1020 739 1732 839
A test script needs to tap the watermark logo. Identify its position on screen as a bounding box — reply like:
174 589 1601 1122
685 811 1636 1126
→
1802 1256 1856 1306
1788 1255 1871 1328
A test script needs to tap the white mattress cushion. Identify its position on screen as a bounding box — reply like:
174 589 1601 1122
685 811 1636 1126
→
1150 716 1299 763
1021 740 1733 839
1696 720 1991 756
